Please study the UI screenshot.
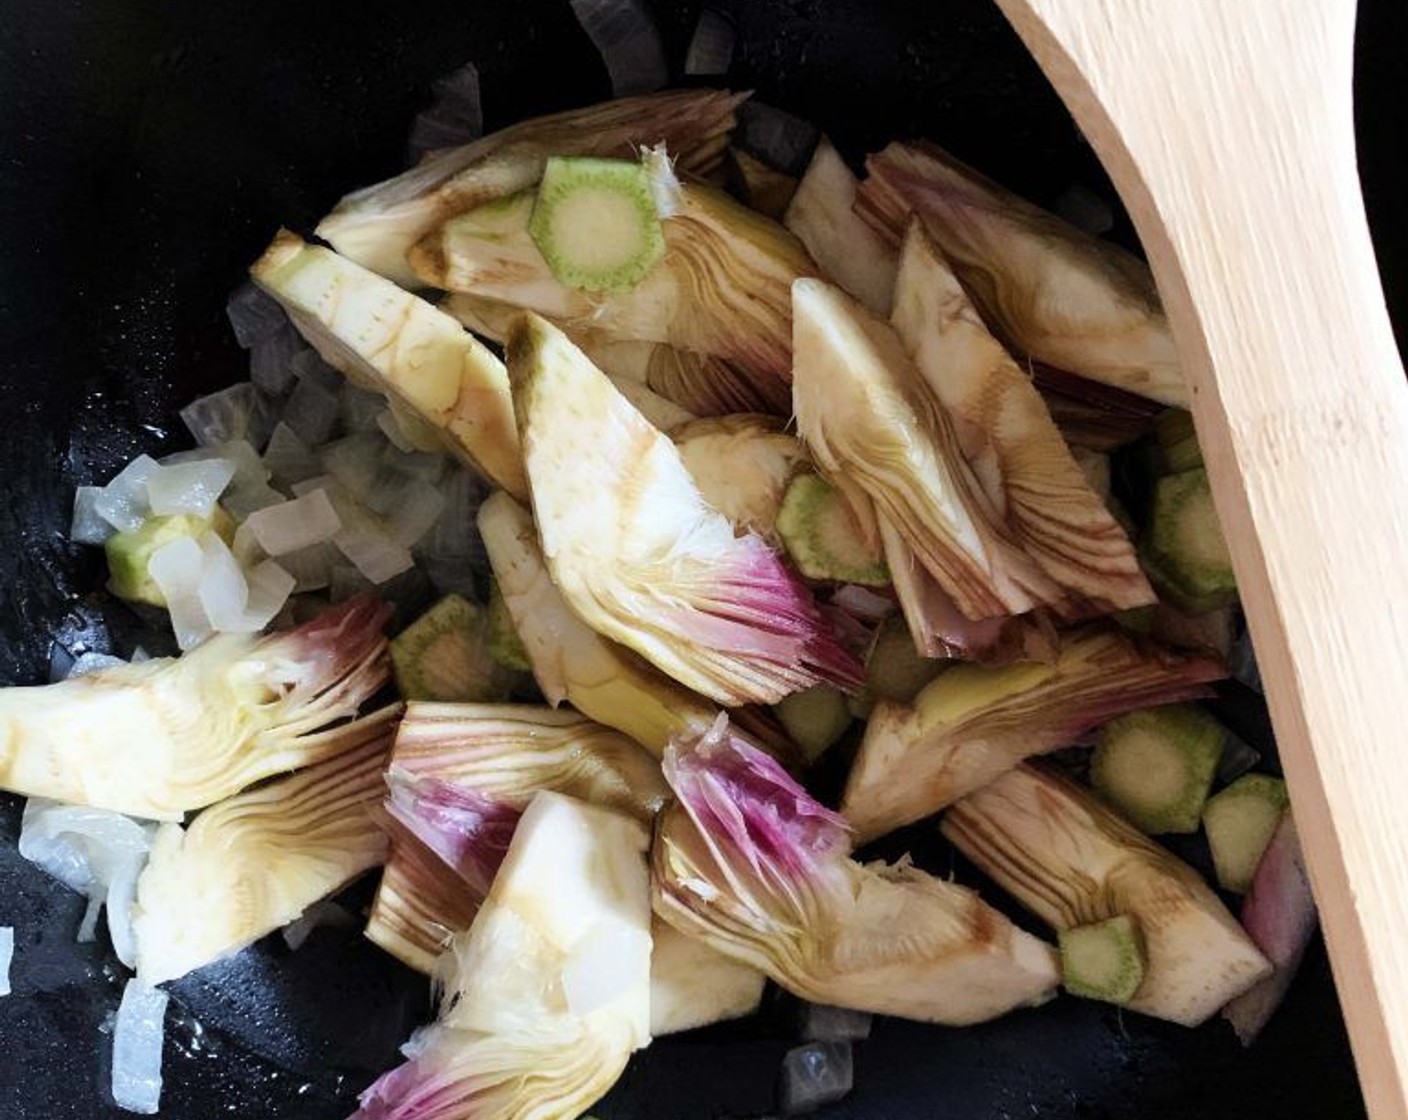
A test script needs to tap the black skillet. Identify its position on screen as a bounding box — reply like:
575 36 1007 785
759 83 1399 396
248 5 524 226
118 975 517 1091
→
1 0 1403 1116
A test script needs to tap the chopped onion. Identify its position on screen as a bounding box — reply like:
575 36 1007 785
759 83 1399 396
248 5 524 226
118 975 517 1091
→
248 323 304 396
684 7 735 75
0 926 11 996
570 0 669 95
67 652 128 678
196 534 251 630
243 490 343 557
94 455 160 532
263 422 323 488
383 479 447 547
1229 628 1262 694
376 408 417 453
829 585 894 625
281 899 357 951
47 645 75 683
18 799 155 968
277 542 340 593
164 440 268 492
329 564 375 603
146 459 237 518
1216 731 1263 784
226 281 289 349
280 376 342 445
241 560 297 629
736 101 821 178
779 1041 854 1115
111 979 168 1115
341 383 386 433
320 432 388 501
407 62 484 164
71 486 115 544
147 536 213 650
382 444 449 486
180 383 273 451
296 476 415 584
415 467 487 596
290 348 346 393
796 1002 873 1043
222 481 286 520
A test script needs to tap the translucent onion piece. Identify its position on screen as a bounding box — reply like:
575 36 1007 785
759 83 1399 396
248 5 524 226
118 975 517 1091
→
734 101 821 179
570 0 669 96
780 1041 854 1114
244 490 343 556
281 376 342 446
148 535 214 651
0 927 10 996
72 486 117 544
248 323 303 396
842 625 1224 842
281 899 356 952
18 799 155 967
0 594 391 819
111 980 168 1115
511 315 861 705
478 491 724 754
180 383 274 451
942 764 1270 1025
857 142 1187 407
318 89 745 288
412 178 819 414
653 717 1060 1024
227 281 289 349
891 221 1154 615
95 455 159 533
684 8 736 76
792 277 1064 621
131 705 395 985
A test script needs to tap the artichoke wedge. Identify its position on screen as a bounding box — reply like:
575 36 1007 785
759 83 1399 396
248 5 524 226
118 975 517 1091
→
509 314 861 706
318 88 745 287
478 491 720 753
842 626 1225 843
132 705 398 985
411 168 820 414
673 414 809 543
857 142 1186 407
352 792 652 1120
252 231 526 500
792 277 1065 622
653 717 1060 1024
891 221 1154 616
784 137 898 315
942 764 1270 1025
0 595 390 820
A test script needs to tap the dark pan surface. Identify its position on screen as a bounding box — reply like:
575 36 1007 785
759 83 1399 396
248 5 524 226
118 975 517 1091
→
0 1 1402 1116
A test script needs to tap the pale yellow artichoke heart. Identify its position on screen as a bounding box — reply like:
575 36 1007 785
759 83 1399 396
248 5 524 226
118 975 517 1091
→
251 230 527 500
132 705 398 985
508 313 860 706
943 764 1271 1026
891 220 1154 616
791 276 1064 622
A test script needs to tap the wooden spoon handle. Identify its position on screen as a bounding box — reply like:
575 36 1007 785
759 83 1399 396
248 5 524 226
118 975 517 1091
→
994 1 1408 1116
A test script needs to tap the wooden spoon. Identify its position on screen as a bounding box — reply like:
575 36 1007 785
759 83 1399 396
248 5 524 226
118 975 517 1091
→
992 1 1408 1115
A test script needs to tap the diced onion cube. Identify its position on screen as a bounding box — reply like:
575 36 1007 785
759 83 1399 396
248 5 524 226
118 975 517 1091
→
146 459 237 518
111 979 168 1115
779 1041 854 1115
243 491 343 557
0 926 12 996
95 455 160 532
71 486 115 544
239 560 297 631
196 534 250 630
147 536 212 651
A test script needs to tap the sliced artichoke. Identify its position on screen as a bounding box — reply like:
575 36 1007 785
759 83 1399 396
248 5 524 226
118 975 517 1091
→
352 792 652 1120
251 232 526 499
389 701 670 821
942 764 1270 1025
653 718 1060 1024
842 626 1225 843
784 137 898 315
673 414 809 543
509 314 861 706
891 220 1154 615
132 704 398 985
649 919 767 1036
0 595 390 820
319 88 745 287
478 491 720 754
857 142 1186 407
412 165 820 414
792 277 1065 621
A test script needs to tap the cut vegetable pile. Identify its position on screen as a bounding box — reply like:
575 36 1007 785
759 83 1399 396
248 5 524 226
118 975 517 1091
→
1 26 1318 1120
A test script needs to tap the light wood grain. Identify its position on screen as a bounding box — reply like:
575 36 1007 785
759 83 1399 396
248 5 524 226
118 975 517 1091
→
991 1 1408 1116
